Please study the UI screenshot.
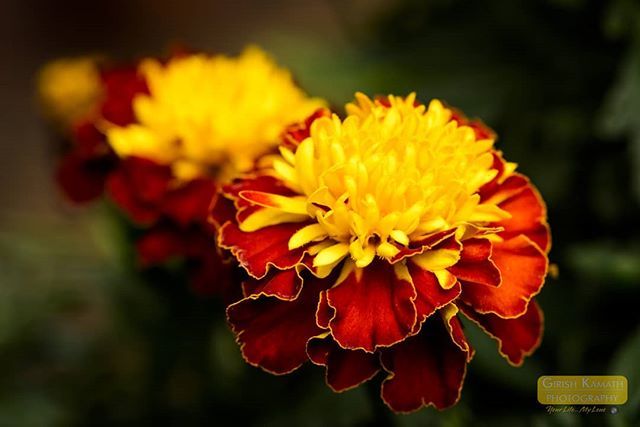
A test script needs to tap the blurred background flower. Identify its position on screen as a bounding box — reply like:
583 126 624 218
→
2 0 640 425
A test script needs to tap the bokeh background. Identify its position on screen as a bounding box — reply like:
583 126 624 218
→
1 0 640 425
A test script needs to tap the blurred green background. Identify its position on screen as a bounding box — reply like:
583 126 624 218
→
1 0 640 425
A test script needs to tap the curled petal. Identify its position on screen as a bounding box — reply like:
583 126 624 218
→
218 220 311 279
381 318 468 412
407 262 461 333
448 238 501 287
390 229 457 264
326 261 417 352
461 235 548 318
441 305 474 362
460 300 543 366
227 275 330 374
307 335 380 392
496 181 550 253
242 269 302 300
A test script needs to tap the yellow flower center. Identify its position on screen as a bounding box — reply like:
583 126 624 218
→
106 46 325 181
257 93 512 269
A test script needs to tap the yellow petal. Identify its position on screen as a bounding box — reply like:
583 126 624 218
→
376 241 400 259
434 269 457 290
239 208 308 232
313 242 350 267
239 191 308 215
288 224 328 250
411 248 460 271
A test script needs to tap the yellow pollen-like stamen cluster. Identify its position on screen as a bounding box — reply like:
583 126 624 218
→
258 93 512 269
106 46 325 181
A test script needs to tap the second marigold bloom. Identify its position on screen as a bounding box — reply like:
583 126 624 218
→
212 93 551 412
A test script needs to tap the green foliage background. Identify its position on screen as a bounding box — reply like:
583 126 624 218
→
1 0 640 425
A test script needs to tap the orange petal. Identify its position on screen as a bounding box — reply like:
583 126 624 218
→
460 235 548 318
460 300 543 366
448 238 501 287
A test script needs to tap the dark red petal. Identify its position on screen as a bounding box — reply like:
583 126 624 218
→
460 300 543 366
461 235 548 318
188 249 237 301
448 238 501 287
380 318 468 412
407 263 461 333
100 65 148 126
106 157 172 224
326 261 417 352
242 269 302 300
496 181 550 253
307 335 379 392
56 152 111 203
218 220 310 279
226 275 330 374
208 191 236 230
136 227 185 266
162 178 216 227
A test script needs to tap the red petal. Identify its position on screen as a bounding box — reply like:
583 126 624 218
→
242 269 302 300
162 178 216 227
56 122 116 203
326 261 417 352
56 152 111 203
208 191 236 230
407 263 461 333
496 181 550 253
460 300 543 366
136 227 185 266
448 238 501 287
218 220 310 279
100 65 148 126
307 335 379 392
226 275 329 374
380 318 468 412
461 235 548 318
106 157 171 224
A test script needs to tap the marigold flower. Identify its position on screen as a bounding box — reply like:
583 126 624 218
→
212 93 551 412
98 46 323 296
105 46 326 181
